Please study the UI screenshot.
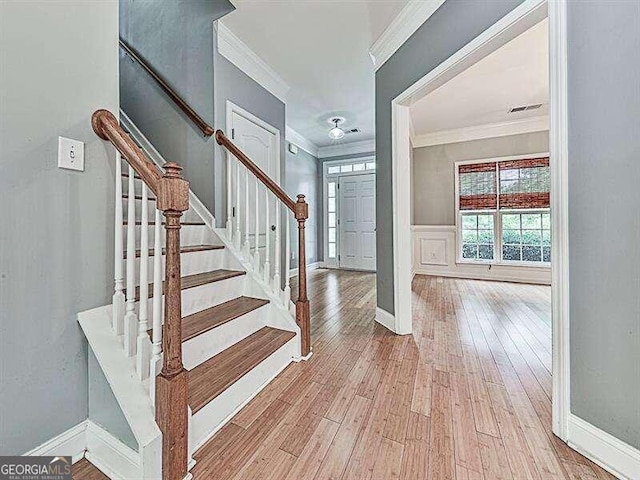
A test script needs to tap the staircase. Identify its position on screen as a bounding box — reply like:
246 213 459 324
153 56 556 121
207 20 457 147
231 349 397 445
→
78 109 311 479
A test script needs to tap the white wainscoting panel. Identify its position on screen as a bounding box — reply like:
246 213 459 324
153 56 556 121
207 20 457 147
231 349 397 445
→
412 225 551 284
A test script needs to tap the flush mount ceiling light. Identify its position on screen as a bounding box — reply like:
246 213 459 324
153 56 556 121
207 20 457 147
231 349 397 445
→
328 117 346 140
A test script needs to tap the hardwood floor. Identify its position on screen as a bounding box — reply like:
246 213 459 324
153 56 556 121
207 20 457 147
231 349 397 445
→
72 459 108 480
189 269 615 480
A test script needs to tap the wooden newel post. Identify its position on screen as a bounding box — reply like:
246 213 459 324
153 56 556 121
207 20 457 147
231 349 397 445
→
155 162 190 480
294 194 311 357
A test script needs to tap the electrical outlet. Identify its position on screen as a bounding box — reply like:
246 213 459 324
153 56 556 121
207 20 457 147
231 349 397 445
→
58 136 84 171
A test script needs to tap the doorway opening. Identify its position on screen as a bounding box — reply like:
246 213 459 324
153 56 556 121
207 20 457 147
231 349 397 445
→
323 157 377 272
391 0 570 441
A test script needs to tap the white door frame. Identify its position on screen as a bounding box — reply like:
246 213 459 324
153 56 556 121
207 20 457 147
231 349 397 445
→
322 157 376 270
390 0 569 440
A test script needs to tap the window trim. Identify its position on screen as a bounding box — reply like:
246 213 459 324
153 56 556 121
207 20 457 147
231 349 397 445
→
455 153 551 268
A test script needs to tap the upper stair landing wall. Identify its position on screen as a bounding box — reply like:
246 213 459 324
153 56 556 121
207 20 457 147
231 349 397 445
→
119 0 235 213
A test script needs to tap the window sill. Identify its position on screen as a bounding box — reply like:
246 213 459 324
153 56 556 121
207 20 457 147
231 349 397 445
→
456 260 551 269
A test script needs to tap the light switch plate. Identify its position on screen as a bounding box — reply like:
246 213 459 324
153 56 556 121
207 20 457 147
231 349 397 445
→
58 136 84 171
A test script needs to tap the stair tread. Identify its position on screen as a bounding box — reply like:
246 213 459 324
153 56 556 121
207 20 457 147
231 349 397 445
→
188 326 296 413
124 244 224 259
182 296 270 342
128 269 245 301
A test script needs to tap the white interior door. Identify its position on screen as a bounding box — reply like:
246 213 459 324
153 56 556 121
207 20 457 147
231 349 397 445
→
338 173 376 271
229 108 279 249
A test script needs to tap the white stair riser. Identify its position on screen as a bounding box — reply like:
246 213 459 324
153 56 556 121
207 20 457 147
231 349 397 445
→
123 198 202 223
124 225 218 248
126 249 228 279
135 274 246 319
191 338 297 451
182 306 268 370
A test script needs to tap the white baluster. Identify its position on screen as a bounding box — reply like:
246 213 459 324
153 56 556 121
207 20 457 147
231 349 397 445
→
136 183 151 380
244 166 250 257
113 154 125 335
150 207 163 404
253 177 261 272
263 188 271 285
235 161 241 250
124 165 138 356
226 153 233 241
273 202 281 294
284 214 291 306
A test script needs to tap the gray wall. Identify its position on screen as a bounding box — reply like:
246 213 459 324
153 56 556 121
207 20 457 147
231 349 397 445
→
119 0 234 213
285 143 322 265
88 352 137 450
412 131 549 225
567 1 640 449
0 1 119 454
213 45 287 227
375 0 522 314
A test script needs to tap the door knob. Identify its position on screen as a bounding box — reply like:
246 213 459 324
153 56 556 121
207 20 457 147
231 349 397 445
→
271 225 276 231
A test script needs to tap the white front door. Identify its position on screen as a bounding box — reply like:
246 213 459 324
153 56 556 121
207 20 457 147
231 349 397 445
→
338 173 376 271
229 107 279 247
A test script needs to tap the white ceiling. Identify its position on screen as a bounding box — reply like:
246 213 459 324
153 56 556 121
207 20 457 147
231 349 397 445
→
222 0 409 148
411 18 549 136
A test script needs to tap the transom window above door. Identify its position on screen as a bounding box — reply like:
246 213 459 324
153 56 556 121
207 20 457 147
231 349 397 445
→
456 155 551 265
326 161 376 175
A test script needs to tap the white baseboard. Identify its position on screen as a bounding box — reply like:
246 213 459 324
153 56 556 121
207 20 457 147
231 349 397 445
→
288 261 323 278
24 421 87 463
568 414 640 480
375 306 396 333
85 420 141 480
412 266 551 285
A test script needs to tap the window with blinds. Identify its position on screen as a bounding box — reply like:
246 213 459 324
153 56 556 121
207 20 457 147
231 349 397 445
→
498 157 550 209
456 156 551 264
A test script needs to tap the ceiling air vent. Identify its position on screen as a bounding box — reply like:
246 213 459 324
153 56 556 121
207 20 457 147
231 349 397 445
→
345 128 360 135
509 103 543 113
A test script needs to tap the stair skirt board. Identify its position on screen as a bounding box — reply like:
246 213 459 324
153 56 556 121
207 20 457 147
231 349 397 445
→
78 305 162 478
190 336 298 452
124 224 218 248
183 304 268 370
136 273 247 319
126 248 242 279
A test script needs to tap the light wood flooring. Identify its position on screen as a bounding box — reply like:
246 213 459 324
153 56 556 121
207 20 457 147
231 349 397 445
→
73 269 616 479
190 269 616 480
72 459 108 480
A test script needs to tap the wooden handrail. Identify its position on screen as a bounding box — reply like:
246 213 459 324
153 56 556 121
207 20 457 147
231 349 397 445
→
93 109 190 480
216 129 311 357
92 110 162 194
119 37 214 137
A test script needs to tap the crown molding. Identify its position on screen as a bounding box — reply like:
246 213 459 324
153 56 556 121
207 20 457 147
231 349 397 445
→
285 126 319 158
216 21 290 103
369 0 446 71
411 115 549 148
318 139 376 159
